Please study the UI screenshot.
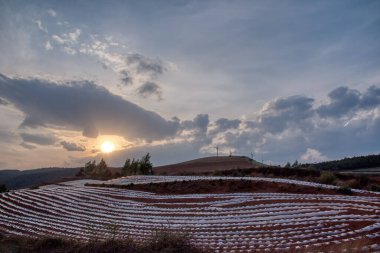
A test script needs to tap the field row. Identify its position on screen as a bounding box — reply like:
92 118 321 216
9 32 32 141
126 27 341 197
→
0 177 380 252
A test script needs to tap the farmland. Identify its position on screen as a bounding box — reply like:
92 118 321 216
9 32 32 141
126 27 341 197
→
1 175 380 252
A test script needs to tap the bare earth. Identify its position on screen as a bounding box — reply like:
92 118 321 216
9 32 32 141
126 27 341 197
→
154 156 264 175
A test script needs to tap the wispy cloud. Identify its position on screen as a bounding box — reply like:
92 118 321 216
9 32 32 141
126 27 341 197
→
61 141 86 151
20 133 57 146
47 9 57 17
33 20 47 32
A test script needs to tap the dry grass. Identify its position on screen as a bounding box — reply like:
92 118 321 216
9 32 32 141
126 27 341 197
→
0 230 209 253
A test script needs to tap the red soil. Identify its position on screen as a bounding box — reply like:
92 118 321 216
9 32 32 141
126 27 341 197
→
153 156 263 175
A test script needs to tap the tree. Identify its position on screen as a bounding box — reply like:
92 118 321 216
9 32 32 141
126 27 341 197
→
292 160 299 168
129 158 139 175
94 158 109 177
77 160 96 177
284 162 291 168
121 153 153 176
122 159 131 176
140 153 153 175
84 160 96 175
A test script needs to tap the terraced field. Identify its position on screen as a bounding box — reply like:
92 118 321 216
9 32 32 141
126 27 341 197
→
1 176 380 252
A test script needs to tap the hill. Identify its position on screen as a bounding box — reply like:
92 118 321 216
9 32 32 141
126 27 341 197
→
0 167 80 190
153 156 265 175
301 153 380 171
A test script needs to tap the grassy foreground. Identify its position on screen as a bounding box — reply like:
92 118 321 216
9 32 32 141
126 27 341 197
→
0 230 208 253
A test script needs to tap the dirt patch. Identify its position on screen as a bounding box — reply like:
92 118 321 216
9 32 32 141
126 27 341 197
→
88 179 358 196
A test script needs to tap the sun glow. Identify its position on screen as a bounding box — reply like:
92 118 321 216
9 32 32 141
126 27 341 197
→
101 141 115 153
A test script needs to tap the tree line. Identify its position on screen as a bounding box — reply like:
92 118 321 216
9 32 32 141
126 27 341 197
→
286 153 380 171
77 153 153 179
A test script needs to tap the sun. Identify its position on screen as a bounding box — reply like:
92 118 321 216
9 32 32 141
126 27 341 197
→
101 141 115 153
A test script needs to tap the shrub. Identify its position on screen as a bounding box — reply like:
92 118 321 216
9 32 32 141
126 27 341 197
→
357 174 369 187
371 185 380 192
319 172 337 185
337 186 353 195
0 184 7 193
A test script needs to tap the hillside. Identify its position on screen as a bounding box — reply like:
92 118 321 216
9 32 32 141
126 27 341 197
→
0 167 80 190
302 153 380 171
1 175 380 252
153 156 264 175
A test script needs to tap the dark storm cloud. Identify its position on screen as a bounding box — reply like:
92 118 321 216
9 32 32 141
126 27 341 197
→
359 86 380 109
20 133 57 145
317 87 360 118
258 95 315 133
181 114 209 133
61 141 86 151
317 86 380 118
126 53 166 76
0 74 179 140
137 82 162 99
193 114 209 133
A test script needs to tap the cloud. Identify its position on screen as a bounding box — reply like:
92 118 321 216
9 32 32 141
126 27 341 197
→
0 98 8 105
126 53 166 77
299 148 328 163
35 15 168 100
181 114 209 133
120 70 133 85
45 41 53 50
137 82 162 100
317 86 380 119
20 142 37 150
359 86 380 110
52 35 65 45
68 29 81 42
258 95 315 133
193 86 380 164
34 20 47 32
47 9 57 17
215 118 241 131
0 74 179 141
20 133 57 146
63 47 76 55
61 141 86 151
317 87 360 118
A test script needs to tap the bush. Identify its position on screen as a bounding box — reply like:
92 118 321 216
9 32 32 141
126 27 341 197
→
357 174 369 187
319 172 337 185
371 185 380 192
0 184 7 193
337 186 353 195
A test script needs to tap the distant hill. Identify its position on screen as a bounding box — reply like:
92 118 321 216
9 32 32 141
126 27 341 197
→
0 167 80 190
154 156 265 175
302 154 380 171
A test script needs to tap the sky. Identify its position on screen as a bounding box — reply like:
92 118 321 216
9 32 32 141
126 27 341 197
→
0 0 380 170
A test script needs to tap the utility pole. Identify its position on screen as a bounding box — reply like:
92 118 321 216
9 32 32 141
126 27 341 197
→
216 145 219 157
